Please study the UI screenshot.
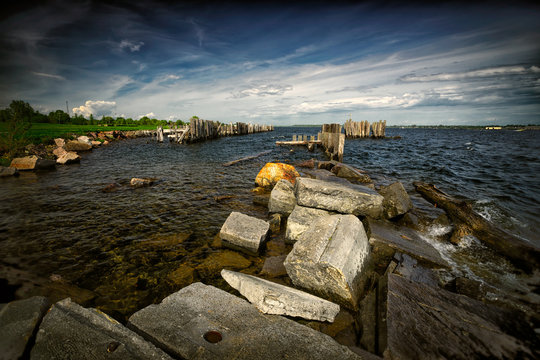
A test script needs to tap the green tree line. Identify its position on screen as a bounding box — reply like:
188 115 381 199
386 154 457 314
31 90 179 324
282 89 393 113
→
0 100 186 127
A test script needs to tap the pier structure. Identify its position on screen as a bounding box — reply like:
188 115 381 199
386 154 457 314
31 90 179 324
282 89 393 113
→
154 118 274 143
344 119 386 138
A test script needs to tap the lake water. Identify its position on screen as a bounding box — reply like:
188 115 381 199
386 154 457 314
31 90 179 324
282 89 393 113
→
1 127 539 319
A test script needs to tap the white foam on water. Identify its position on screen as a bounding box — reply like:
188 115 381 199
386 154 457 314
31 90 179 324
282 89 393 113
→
418 229 483 282
426 224 452 238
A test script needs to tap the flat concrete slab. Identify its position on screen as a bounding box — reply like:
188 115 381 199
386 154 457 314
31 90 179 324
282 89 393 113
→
0 296 50 360
221 270 340 322
219 212 269 254
284 214 370 309
128 282 361 360
285 205 332 243
367 218 449 268
30 298 171 360
268 179 296 216
295 177 384 218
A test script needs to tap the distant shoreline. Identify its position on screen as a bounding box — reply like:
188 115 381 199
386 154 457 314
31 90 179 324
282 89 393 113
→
286 124 540 130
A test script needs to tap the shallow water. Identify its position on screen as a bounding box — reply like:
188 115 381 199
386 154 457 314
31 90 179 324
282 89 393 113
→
1 127 539 318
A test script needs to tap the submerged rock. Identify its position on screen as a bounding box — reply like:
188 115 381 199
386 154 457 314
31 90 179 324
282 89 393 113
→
195 250 251 278
284 214 370 309
221 270 340 322
331 163 372 183
9 155 55 171
0 296 50 360
378 182 412 219
128 282 361 360
31 298 171 360
295 177 384 218
219 212 269 254
261 255 288 277
130 178 156 187
255 162 300 188
268 179 296 216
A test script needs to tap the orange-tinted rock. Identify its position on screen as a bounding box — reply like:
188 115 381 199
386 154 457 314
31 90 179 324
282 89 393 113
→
10 155 55 171
255 163 300 188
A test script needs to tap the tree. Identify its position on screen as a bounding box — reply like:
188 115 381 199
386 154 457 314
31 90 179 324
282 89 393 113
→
48 110 70 124
0 100 33 158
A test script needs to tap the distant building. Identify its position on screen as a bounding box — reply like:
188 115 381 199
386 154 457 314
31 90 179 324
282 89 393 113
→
485 126 502 130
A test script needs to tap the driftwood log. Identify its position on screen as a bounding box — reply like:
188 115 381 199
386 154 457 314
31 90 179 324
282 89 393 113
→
222 150 272 167
413 182 540 273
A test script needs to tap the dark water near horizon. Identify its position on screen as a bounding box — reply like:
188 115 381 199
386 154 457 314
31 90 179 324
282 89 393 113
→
1 127 539 319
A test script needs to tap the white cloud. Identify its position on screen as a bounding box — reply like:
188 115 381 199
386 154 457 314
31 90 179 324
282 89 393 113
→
165 74 181 80
290 93 424 113
72 100 116 118
119 40 144 52
232 83 293 98
401 65 538 82
32 72 65 80
138 112 156 119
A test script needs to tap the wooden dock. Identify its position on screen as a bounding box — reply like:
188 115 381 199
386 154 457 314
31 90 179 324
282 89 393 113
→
154 118 273 144
275 124 344 161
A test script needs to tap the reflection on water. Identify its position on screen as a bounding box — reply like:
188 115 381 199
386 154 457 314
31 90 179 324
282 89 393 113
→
1 127 539 319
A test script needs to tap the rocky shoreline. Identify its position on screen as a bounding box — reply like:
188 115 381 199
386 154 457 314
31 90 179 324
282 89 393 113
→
0 130 152 176
1 156 539 359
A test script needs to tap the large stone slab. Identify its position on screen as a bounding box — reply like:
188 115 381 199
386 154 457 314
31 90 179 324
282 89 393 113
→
64 140 92 152
10 156 55 171
128 282 361 360
268 179 296 216
381 273 539 359
285 205 332 243
220 212 269 254
301 168 351 185
0 296 50 360
378 182 412 219
367 218 448 269
221 270 340 322
31 298 171 360
284 214 370 309
295 177 384 218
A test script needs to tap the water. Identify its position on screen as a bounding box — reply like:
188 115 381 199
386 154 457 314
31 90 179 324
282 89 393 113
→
1 127 539 319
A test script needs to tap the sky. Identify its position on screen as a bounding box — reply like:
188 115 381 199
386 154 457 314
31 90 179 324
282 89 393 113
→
0 0 539 126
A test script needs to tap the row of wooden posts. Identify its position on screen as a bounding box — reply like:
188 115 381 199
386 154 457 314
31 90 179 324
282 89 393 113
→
320 124 345 162
344 119 386 138
155 118 274 144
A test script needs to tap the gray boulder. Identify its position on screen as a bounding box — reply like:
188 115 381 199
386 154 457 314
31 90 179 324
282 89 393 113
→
221 270 340 322
301 168 351 185
379 182 412 219
128 282 361 360
31 298 171 359
268 179 296 216
295 177 384 218
0 166 18 177
285 205 332 243
284 214 370 309
331 163 372 183
0 296 50 360
220 212 269 254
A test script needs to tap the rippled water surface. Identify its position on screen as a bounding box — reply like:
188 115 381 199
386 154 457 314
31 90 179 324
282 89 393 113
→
1 127 539 319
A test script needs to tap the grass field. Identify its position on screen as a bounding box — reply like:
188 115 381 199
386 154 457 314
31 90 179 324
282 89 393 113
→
0 123 157 144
